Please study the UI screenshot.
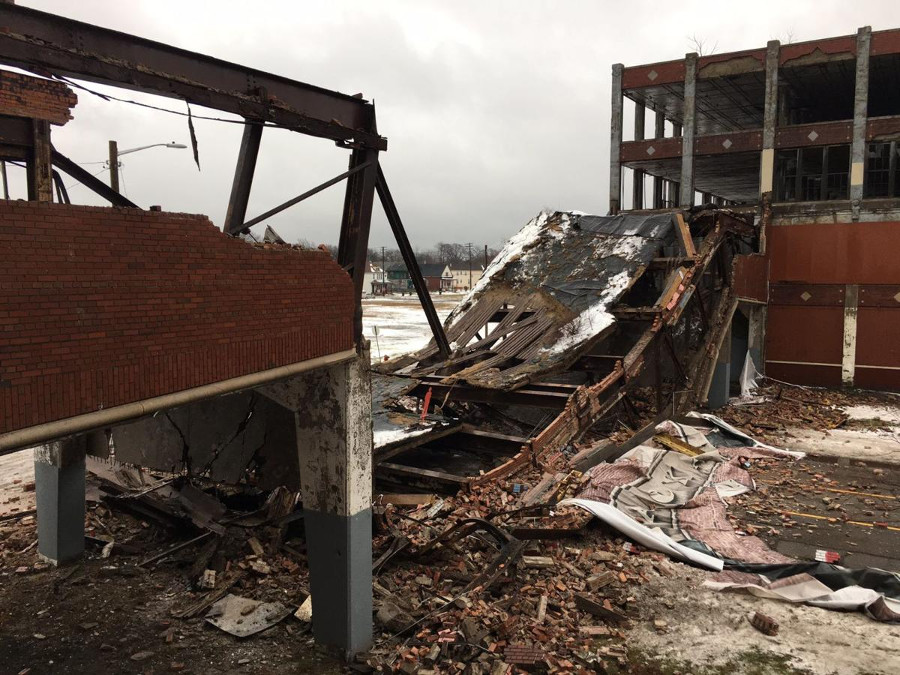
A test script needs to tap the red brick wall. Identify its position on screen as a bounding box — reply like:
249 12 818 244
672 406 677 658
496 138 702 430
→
0 202 355 434
0 70 77 125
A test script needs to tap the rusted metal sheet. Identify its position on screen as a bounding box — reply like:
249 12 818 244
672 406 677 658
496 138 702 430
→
620 136 683 163
768 222 900 284
769 283 844 306
696 130 762 156
775 121 853 148
733 254 768 303
697 49 766 78
871 28 900 57
855 308 900 368
780 35 857 66
859 285 900 308
867 116 900 141
765 305 844 364
622 60 685 90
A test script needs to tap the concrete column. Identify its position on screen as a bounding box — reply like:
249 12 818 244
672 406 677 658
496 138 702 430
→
609 64 624 215
842 284 859 386
633 102 645 210
34 435 87 565
747 304 767 372
27 120 53 203
262 351 373 656
672 122 683 204
760 40 780 196
679 53 698 208
708 323 733 409
850 26 872 218
653 110 665 208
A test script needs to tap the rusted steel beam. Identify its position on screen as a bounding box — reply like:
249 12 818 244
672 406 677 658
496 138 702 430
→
408 380 571 410
224 122 263 235
375 163 451 358
0 4 385 150
51 148 138 208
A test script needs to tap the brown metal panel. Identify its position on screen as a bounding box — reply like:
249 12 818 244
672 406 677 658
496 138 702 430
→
765 362 841 387
768 222 900 284
871 29 900 57
854 367 900 391
620 136 682 162
769 283 844 306
775 121 853 148
697 49 766 77
695 130 762 156
780 35 857 65
733 254 768 302
765 305 843 363
859 285 900 308
867 116 900 141
856 308 900 368
0 115 33 147
622 61 686 90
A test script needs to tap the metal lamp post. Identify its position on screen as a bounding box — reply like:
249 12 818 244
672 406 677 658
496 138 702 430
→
107 141 187 191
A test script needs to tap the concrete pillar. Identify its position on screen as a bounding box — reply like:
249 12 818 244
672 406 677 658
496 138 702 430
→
708 323 732 409
841 284 859 386
679 53 698 208
27 119 53 203
760 40 780 197
672 122 683 204
633 102 645 210
260 351 373 656
653 110 666 208
34 435 87 565
850 26 872 219
609 64 624 215
746 304 767 372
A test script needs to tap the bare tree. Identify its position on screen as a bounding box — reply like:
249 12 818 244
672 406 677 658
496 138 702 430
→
687 34 718 57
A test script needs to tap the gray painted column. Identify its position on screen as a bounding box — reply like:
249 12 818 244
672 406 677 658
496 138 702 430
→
34 435 87 565
653 110 665 208
633 102 645 210
672 122 683 205
842 284 859 386
708 323 732 409
609 64 624 215
850 26 872 218
760 40 780 197
263 351 373 656
679 53 698 208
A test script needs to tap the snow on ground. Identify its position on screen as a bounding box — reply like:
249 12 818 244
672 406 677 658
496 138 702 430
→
362 292 463 362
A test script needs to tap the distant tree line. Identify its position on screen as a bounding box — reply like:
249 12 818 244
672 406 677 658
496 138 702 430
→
295 239 502 270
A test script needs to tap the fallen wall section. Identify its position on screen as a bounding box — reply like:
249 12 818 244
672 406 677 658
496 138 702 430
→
0 201 355 434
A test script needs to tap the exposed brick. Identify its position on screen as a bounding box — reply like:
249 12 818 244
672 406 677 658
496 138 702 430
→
0 201 355 434
0 69 77 125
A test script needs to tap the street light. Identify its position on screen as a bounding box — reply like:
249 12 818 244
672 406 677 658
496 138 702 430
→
107 140 187 192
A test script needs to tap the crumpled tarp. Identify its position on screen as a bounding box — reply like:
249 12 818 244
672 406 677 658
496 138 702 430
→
570 414 900 622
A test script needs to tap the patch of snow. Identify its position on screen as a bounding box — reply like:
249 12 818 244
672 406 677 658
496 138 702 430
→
541 269 633 355
373 424 435 449
842 404 900 426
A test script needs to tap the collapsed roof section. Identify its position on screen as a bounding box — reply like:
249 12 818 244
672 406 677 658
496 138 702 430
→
387 210 684 390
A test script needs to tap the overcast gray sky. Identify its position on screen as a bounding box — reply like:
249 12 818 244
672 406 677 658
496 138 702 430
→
16 0 900 249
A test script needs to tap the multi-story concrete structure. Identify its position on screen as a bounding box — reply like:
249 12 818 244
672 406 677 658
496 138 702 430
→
610 27 900 392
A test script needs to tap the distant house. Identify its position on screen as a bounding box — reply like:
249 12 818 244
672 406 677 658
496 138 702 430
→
363 263 388 295
386 263 452 293
448 265 484 291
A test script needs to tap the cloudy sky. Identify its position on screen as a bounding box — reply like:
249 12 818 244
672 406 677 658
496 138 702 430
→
12 0 899 249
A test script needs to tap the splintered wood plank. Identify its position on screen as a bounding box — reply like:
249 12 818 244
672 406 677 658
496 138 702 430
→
378 462 469 485
675 212 696 257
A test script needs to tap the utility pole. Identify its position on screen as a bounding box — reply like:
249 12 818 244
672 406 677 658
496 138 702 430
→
381 246 386 296
108 140 119 192
484 244 488 270
467 242 473 290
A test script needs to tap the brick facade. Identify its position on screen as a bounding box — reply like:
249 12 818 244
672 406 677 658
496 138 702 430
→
0 201 355 434
0 70 77 125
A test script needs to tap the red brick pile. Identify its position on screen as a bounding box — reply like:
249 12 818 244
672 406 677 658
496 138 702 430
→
0 70 77 125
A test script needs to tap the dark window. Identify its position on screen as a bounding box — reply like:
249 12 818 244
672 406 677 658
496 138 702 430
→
864 142 898 198
775 144 850 202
